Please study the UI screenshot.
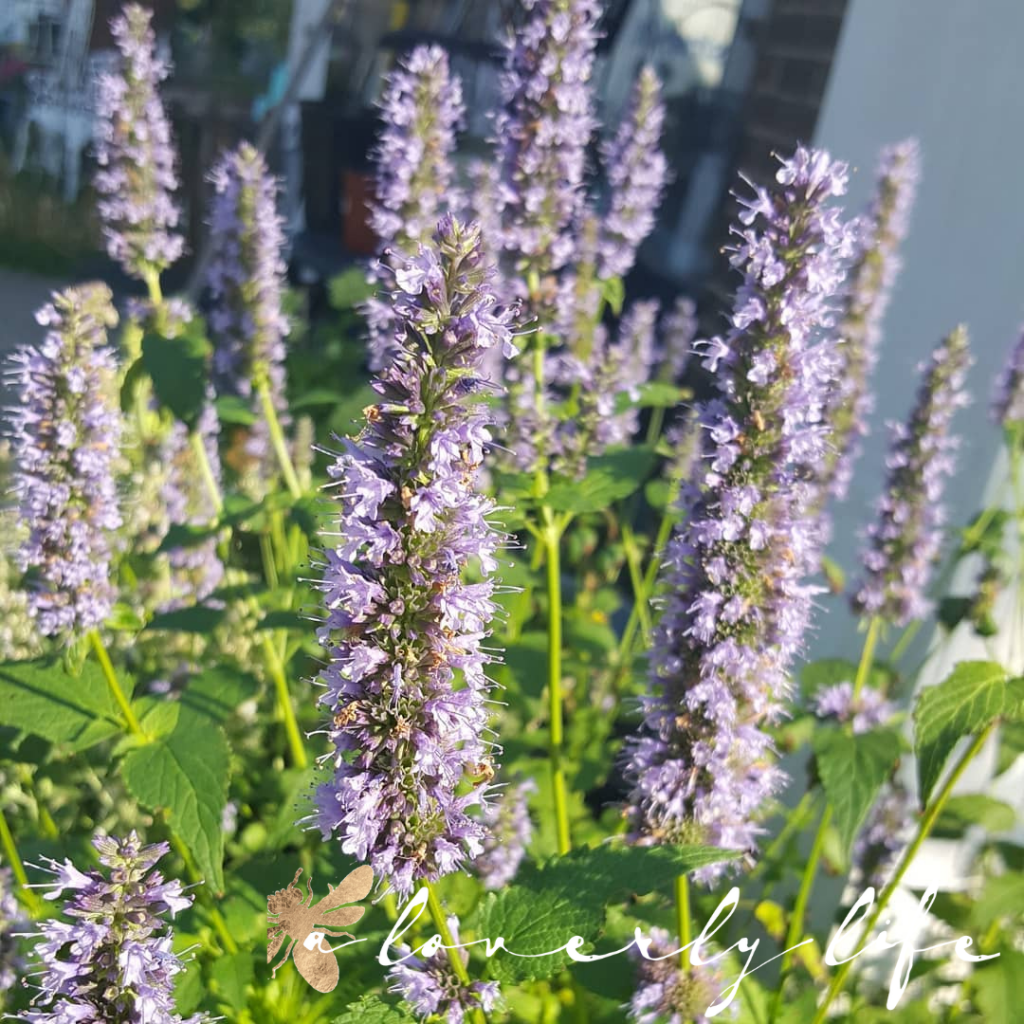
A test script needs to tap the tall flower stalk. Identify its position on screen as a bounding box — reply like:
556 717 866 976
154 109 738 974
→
599 65 669 281
205 142 299 498
366 45 466 370
992 324 1024 430
310 215 517 896
9 286 122 641
94 3 184 290
851 326 971 626
825 139 920 499
622 147 857 880
495 0 600 292
24 832 206 1023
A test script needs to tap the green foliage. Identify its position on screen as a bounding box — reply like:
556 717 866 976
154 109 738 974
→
333 995 415 1023
0 660 127 751
120 709 231 892
142 325 213 430
546 447 659 514
813 727 901 858
913 661 1012 803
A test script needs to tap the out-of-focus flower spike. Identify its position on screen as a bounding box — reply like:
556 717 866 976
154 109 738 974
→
852 325 971 626
599 65 669 281
9 285 122 640
826 139 920 498
94 3 184 282
992 324 1024 430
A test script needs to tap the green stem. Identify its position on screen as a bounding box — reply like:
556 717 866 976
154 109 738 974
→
769 619 880 1020
169 832 238 955
88 629 143 736
190 431 224 517
621 523 653 644
424 882 487 1024
543 513 572 855
258 380 303 500
889 619 921 665
810 724 995 1024
674 874 691 969
261 634 308 770
769 803 832 1022
852 617 882 700
0 806 42 915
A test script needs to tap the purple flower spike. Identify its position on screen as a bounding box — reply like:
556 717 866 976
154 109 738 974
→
628 927 725 1024
495 0 601 286
205 142 291 490
94 3 184 280
852 782 915 890
366 45 466 370
827 139 920 498
24 832 208 1024
811 682 895 735
621 147 858 882
389 915 501 1022
992 325 1024 428
9 285 122 640
310 216 517 896
852 326 971 627
599 65 669 281
371 45 465 255
475 779 537 890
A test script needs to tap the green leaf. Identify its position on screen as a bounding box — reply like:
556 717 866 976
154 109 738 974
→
214 394 257 426
292 388 346 411
970 872 1024 932
256 610 307 632
476 844 738 982
0 659 127 750
914 661 1008 804
644 478 673 510
333 995 414 1024
120 709 230 892
105 602 146 632
973 951 1024 1020
813 728 900 858
181 668 260 723
934 794 1017 837
328 267 375 311
157 522 217 554
546 447 659 514
612 381 685 414
210 951 254 1012
600 276 625 316
801 658 856 696
142 328 211 430
172 959 204 1016
147 604 228 633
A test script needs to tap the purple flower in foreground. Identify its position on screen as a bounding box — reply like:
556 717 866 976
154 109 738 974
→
852 326 971 626
310 217 517 896
25 832 206 1024
205 142 290 490
475 779 537 890
628 927 726 1024
599 65 669 280
9 285 122 639
827 139 920 499
93 3 184 280
622 147 858 881
992 324 1024 428
495 0 600 286
389 915 500 1022
811 682 895 735
366 45 466 370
